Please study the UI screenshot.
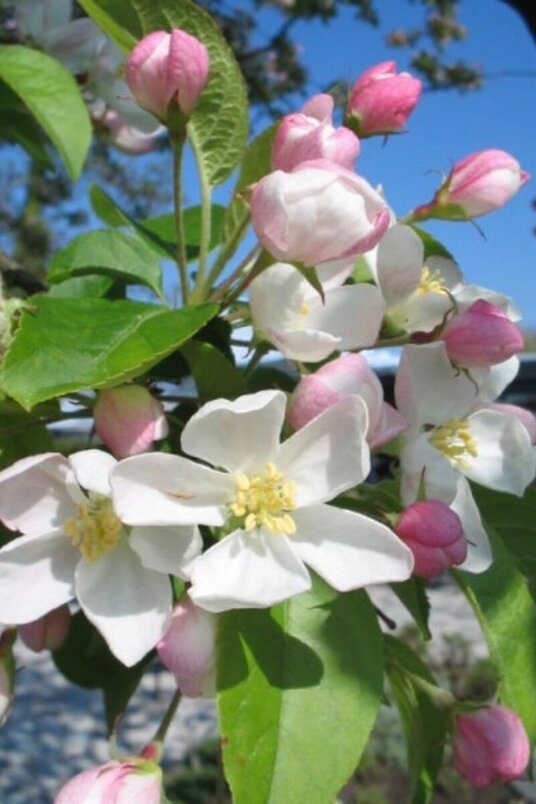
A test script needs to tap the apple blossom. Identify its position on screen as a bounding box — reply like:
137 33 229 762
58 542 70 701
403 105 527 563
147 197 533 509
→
0 450 201 666
394 500 467 579
453 706 530 787
412 149 530 222
157 594 216 697
249 263 384 362
440 300 524 367
99 109 162 155
287 353 406 450
19 605 71 653
55 758 164 803
346 61 422 137
94 385 169 459
250 160 390 266
125 29 210 122
272 93 360 172
111 391 414 612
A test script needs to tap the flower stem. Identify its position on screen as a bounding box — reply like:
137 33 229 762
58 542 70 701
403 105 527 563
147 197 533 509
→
204 211 250 294
171 133 190 305
152 689 182 743
189 127 212 303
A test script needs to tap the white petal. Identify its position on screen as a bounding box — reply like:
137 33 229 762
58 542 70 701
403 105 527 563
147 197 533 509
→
76 539 172 667
401 291 453 333
69 449 117 497
315 257 354 289
450 478 492 573
305 284 384 350
269 327 340 362
111 453 235 527
292 505 413 590
250 263 310 335
181 390 286 474
454 283 520 321
0 453 80 533
426 256 464 290
462 410 536 496
0 530 77 623
188 529 311 612
277 396 370 507
376 224 424 307
476 356 519 403
129 525 202 579
400 435 459 505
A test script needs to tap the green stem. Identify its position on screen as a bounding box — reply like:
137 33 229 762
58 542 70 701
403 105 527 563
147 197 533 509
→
243 343 269 378
401 670 456 712
373 335 412 348
171 134 190 305
210 243 261 304
204 210 250 294
189 128 212 303
152 689 182 743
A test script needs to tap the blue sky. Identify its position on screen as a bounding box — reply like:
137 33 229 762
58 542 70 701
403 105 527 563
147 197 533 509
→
235 0 536 326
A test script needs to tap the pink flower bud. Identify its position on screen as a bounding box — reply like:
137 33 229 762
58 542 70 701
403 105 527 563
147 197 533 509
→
94 385 169 459
453 705 530 787
251 160 390 266
272 93 360 172
486 403 536 444
413 149 530 221
55 759 163 803
287 354 406 449
346 61 422 137
441 300 524 367
19 605 71 653
156 595 216 698
394 500 467 579
125 29 209 121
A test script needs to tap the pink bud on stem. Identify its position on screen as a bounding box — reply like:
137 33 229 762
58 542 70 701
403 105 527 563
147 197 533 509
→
346 61 422 138
394 500 467 579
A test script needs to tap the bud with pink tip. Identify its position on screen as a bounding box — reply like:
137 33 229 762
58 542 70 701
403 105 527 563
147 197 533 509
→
412 149 530 221
156 594 216 698
251 160 390 266
346 61 422 137
441 300 524 368
125 29 209 123
287 353 406 450
394 500 467 579
94 385 169 460
55 758 163 803
0 629 15 726
453 705 530 787
19 605 71 653
272 93 360 172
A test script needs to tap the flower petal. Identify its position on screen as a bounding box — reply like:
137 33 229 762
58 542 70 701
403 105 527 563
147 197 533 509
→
277 396 370 507
400 434 459 505
450 478 492 573
76 539 172 666
181 390 287 474
376 224 424 306
130 525 202 579
69 449 117 497
305 284 384 350
292 505 413 590
268 327 340 362
188 529 311 612
0 530 77 623
111 454 235 527
0 452 80 533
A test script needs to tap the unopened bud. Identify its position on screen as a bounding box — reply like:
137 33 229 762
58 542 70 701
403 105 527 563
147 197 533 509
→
394 500 467 579
441 300 524 367
94 385 168 459
346 61 422 137
19 605 71 653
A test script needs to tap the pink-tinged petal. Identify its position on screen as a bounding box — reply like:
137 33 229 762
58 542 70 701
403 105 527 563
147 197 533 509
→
181 390 286 474
0 530 77 624
301 93 334 120
94 386 168 459
394 500 466 580
0 453 81 533
347 61 422 136
369 403 407 450
443 149 529 218
76 539 172 667
166 28 210 115
69 449 117 497
19 605 71 653
55 763 110 803
441 301 524 368
376 224 424 306
56 761 163 804
486 403 536 444
287 374 342 431
462 410 535 496
292 505 413 590
450 477 492 573
129 525 202 579
188 529 311 612
111 454 235 527
278 396 370 507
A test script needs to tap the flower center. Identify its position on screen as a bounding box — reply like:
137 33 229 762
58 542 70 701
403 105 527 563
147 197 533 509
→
229 463 297 535
298 302 310 316
429 418 478 468
416 265 446 296
64 496 123 562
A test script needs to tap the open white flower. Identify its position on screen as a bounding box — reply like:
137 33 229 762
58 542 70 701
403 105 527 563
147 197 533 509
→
111 390 413 612
250 262 384 362
0 450 201 666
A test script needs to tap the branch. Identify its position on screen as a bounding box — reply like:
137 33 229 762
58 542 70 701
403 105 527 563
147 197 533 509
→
0 250 47 294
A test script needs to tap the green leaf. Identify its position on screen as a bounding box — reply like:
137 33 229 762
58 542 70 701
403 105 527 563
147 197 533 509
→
453 528 536 744
182 340 247 399
0 46 91 180
80 0 248 186
218 578 384 804
1 296 218 409
0 398 54 470
143 205 225 260
0 80 53 167
53 611 148 733
47 275 115 299
48 230 164 298
385 635 448 804
392 579 431 642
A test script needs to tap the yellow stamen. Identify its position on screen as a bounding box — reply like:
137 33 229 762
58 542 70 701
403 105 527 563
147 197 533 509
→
64 496 123 562
229 463 297 535
416 265 446 296
429 418 478 468
298 302 310 316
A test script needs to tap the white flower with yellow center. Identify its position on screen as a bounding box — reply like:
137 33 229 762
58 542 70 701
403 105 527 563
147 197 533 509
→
395 343 535 571
0 450 201 666
111 390 414 613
